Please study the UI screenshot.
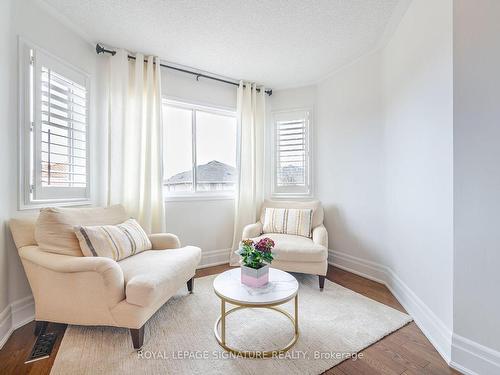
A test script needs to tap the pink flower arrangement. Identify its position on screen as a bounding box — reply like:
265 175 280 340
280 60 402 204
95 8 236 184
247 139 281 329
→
237 237 275 269
254 237 275 253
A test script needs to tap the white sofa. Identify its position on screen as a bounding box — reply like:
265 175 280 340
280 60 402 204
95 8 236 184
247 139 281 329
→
242 199 329 289
9 205 201 349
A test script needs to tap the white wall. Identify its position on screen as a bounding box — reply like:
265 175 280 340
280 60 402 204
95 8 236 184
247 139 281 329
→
316 52 387 266
0 0 99 347
162 69 236 110
0 0 14 321
311 0 454 363
162 69 237 265
165 198 234 265
382 0 454 354
452 1 500 373
267 85 316 114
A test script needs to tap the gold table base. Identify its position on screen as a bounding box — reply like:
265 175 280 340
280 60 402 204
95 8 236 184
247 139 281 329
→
213 294 299 358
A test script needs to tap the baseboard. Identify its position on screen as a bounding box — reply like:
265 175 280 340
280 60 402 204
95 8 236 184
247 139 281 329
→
328 249 387 284
329 250 452 362
450 333 500 375
329 250 500 374
384 266 452 363
0 295 35 349
197 248 230 269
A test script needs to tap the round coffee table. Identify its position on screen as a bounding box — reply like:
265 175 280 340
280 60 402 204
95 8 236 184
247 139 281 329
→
213 268 299 358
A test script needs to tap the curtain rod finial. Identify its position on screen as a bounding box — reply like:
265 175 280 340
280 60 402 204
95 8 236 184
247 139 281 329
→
95 43 104 54
96 43 116 56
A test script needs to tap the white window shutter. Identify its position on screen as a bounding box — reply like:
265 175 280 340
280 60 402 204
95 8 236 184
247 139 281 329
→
32 48 90 202
277 119 307 186
273 110 312 197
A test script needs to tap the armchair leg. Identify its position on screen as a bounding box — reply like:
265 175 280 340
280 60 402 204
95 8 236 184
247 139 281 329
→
130 326 145 350
318 275 325 290
187 277 194 293
34 321 48 336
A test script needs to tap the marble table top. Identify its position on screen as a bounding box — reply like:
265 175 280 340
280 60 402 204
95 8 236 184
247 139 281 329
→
213 268 299 305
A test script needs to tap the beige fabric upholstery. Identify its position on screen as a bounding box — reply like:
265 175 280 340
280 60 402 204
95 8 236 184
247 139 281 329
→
110 297 167 329
9 217 37 249
312 224 328 248
244 199 329 278
20 246 124 325
241 222 263 239
9 207 201 332
35 205 128 256
259 199 324 229
149 233 181 250
119 246 201 307
271 259 328 276
251 233 328 263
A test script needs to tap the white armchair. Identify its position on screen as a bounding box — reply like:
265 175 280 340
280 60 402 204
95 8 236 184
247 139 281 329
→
9 205 201 349
242 199 329 289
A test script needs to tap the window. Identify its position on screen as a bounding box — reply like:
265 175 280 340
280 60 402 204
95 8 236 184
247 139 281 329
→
19 41 90 208
272 109 312 197
162 100 237 197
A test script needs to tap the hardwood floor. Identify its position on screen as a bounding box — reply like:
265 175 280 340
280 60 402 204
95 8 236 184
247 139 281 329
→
0 265 460 375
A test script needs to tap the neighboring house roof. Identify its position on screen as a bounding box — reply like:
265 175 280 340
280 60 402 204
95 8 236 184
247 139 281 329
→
279 165 304 183
166 160 237 185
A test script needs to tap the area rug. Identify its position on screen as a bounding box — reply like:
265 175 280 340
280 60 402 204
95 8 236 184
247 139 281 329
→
50 273 412 375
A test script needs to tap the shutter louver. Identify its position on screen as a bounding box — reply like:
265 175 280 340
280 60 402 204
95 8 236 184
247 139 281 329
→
40 66 87 188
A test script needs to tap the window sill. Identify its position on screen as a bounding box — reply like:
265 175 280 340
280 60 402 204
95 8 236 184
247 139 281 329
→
271 193 314 200
19 198 92 211
164 194 235 202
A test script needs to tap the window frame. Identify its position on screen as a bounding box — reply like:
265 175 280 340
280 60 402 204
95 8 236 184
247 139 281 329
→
18 38 91 209
271 108 313 198
162 98 238 201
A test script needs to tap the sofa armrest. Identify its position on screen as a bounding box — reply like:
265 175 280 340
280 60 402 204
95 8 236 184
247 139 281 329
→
242 222 263 239
149 233 181 250
20 246 121 274
312 225 328 248
19 246 125 309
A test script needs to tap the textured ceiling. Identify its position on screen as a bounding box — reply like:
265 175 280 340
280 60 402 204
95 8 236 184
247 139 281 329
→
41 0 408 88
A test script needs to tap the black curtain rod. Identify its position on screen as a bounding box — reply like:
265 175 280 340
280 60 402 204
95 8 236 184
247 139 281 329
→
96 44 272 96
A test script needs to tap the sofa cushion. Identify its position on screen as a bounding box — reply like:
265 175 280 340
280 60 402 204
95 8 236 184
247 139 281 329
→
251 233 328 263
35 205 128 257
75 219 152 261
118 246 201 307
263 208 313 238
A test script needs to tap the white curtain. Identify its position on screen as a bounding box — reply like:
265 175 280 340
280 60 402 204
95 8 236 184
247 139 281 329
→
107 50 165 233
230 82 266 265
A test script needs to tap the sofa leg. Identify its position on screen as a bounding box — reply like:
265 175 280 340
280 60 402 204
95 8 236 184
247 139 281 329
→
34 321 48 336
130 326 145 350
187 277 194 293
318 275 325 290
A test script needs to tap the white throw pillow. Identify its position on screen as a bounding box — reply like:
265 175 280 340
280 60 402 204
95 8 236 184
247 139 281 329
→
75 218 152 261
262 208 313 238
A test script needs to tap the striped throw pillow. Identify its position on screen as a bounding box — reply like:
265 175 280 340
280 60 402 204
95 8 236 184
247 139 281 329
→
74 219 152 261
262 208 313 238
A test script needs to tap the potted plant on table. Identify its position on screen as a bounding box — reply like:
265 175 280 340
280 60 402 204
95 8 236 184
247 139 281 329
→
237 238 275 287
